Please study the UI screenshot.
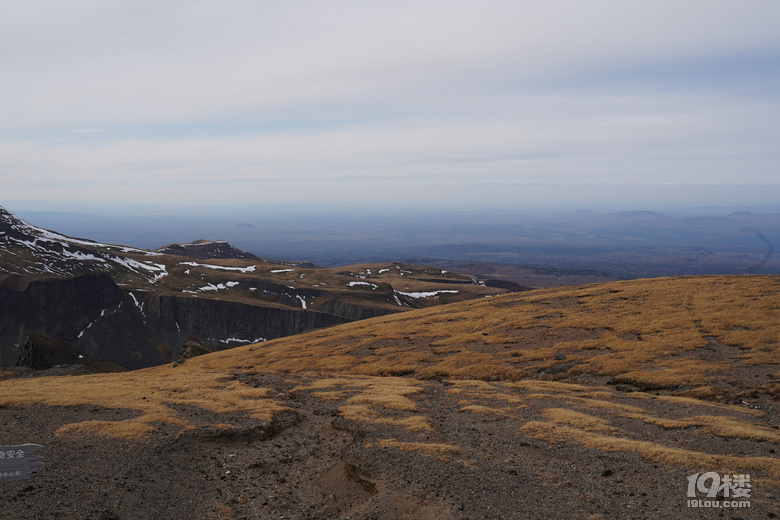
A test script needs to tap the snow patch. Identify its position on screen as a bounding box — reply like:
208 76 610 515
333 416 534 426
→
348 281 378 289
199 281 239 291
217 337 267 344
181 262 256 273
395 290 459 299
129 292 144 312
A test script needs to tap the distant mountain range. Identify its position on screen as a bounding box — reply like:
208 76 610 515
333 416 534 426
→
0 206 522 370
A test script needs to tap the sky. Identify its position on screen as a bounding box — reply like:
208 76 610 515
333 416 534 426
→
2 1 780 209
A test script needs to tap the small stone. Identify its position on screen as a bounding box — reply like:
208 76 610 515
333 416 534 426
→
601 469 613 477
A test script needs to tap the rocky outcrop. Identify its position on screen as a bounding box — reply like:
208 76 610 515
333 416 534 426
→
146 293 349 352
15 334 124 373
0 274 129 366
483 279 532 292
0 273 350 370
315 299 399 321
156 240 260 260
179 340 211 359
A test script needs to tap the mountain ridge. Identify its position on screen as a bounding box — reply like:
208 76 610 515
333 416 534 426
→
0 206 510 369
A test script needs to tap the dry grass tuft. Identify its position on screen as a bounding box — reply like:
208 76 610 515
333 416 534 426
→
375 438 461 459
300 376 431 432
337 405 433 432
459 405 516 419
0 364 290 439
621 413 780 442
520 421 780 482
542 408 620 433
55 419 159 440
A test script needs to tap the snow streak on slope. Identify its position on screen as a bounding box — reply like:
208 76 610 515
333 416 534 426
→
0 206 167 283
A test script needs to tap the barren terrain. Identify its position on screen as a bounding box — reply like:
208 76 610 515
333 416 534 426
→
1 275 779 519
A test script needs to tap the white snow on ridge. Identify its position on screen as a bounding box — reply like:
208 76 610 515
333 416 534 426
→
7 214 158 255
396 290 459 299
348 281 378 289
217 337 267 344
270 268 295 273
297 295 307 309
111 256 168 282
181 262 256 273
199 281 240 291
9 232 167 282
129 292 144 312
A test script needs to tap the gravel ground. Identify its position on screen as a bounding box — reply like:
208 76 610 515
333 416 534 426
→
1 368 777 520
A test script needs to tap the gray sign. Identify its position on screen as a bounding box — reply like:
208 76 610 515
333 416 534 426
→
0 444 44 483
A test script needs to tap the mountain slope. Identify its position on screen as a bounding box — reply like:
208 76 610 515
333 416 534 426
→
0 275 777 518
156 239 262 260
0 206 509 368
0 206 167 284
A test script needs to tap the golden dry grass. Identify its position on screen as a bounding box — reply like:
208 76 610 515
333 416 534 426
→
1 274 777 487
188 275 779 390
0 364 290 439
445 376 779 484
521 420 780 480
374 438 461 459
542 408 620 433
621 412 780 442
458 404 517 418
299 376 432 432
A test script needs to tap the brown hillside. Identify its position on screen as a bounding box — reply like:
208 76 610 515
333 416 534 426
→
1 275 778 519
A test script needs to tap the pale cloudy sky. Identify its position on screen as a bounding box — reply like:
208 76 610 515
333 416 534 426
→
2 1 779 208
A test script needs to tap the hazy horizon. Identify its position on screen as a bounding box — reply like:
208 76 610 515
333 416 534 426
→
4 193 778 281
3 2 780 208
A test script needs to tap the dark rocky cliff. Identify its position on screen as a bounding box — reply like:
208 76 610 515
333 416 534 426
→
315 299 399 321
0 273 349 370
146 293 349 352
0 274 126 366
15 334 125 372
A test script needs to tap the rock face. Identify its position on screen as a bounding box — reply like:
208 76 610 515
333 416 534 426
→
1 206 509 370
315 299 399 321
15 334 124 372
178 340 210 359
0 273 349 370
0 274 130 366
146 293 349 354
156 240 260 260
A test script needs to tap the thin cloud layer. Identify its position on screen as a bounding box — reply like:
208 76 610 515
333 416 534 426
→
2 1 779 205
